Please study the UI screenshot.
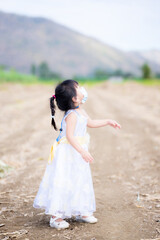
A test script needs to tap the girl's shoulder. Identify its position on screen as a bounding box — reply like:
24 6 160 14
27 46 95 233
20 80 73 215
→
64 109 79 120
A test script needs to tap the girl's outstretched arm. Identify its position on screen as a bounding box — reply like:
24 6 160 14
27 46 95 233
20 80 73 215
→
65 112 94 163
82 109 121 129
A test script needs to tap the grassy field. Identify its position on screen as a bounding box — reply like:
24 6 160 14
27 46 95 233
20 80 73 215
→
0 69 160 86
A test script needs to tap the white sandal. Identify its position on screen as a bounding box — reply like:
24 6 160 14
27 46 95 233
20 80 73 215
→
49 216 70 229
75 215 98 223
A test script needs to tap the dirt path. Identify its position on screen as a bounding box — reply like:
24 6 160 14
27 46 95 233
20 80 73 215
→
0 81 160 240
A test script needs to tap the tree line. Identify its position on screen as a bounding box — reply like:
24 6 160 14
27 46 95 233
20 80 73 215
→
30 62 62 80
91 63 159 80
0 61 159 80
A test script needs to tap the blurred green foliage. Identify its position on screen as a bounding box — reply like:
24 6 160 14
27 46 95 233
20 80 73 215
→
30 61 62 80
91 68 134 79
0 64 160 86
0 67 60 85
141 63 152 79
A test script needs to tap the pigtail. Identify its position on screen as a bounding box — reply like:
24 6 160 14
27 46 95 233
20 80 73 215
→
50 96 58 131
50 80 79 132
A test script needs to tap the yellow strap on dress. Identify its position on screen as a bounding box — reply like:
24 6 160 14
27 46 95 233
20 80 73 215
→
47 133 90 164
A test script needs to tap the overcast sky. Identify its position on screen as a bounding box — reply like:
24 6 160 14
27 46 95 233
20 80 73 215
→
0 0 159 51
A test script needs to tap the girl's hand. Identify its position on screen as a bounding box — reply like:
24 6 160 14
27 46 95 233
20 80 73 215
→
80 149 94 163
107 119 121 129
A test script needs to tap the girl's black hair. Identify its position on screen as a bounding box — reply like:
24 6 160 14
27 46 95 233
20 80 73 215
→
50 79 79 131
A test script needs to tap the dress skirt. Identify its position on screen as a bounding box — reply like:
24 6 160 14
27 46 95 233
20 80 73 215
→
33 142 96 219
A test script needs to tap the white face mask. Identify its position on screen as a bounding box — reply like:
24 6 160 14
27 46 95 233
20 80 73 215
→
80 86 88 104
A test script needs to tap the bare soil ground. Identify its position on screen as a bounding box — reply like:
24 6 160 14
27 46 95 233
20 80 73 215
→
0 81 160 240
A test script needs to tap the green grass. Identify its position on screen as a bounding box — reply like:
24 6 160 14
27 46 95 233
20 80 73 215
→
0 69 109 86
123 78 160 86
0 160 14 178
0 69 60 85
0 69 160 87
0 69 38 84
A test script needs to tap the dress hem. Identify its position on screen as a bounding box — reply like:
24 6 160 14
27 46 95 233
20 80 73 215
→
33 203 96 219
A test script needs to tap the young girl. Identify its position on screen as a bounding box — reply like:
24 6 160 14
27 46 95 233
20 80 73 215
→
33 79 121 230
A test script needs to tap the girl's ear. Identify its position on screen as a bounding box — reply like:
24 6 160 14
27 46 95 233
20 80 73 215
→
72 96 77 103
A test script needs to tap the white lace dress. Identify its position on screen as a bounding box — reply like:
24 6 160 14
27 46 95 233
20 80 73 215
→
33 109 96 219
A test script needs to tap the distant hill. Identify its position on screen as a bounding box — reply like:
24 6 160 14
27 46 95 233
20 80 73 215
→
131 50 160 68
0 11 159 77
